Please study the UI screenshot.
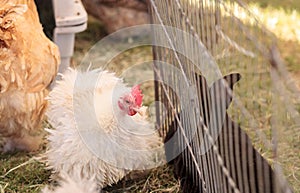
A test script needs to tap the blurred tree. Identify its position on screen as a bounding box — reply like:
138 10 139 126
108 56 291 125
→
81 0 149 35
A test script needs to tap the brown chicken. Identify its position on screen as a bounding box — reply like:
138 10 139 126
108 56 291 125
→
0 0 60 152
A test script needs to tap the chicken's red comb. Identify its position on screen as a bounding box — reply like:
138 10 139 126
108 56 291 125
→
131 84 143 107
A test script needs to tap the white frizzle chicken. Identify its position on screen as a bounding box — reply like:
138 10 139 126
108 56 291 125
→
45 68 164 188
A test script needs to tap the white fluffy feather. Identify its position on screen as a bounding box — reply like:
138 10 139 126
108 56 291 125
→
41 173 98 193
44 68 164 188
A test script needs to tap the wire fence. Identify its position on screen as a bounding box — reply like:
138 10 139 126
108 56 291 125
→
149 0 299 192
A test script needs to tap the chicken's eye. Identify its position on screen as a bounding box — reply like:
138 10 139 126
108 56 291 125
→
125 99 130 104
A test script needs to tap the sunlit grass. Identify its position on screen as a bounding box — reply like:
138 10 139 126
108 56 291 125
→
227 2 300 192
244 2 300 73
247 4 300 42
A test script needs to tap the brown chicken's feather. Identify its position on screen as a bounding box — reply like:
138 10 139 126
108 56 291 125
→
0 0 60 152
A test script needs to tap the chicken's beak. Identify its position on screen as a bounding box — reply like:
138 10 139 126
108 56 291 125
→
132 107 144 116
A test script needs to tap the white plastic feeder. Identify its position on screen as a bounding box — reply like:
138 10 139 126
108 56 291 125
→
52 0 88 73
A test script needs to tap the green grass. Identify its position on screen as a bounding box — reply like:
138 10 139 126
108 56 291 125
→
0 152 50 193
221 1 300 191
